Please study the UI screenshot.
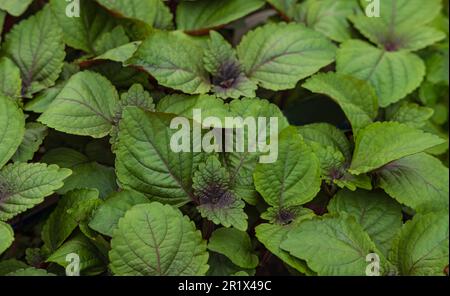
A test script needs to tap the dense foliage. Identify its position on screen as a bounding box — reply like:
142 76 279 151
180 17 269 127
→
0 0 448 276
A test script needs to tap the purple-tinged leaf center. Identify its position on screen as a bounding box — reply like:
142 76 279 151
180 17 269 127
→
197 182 234 208
329 168 344 180
212 60 242 89
382 36 403 52
0 180 12 203
276 208 295 225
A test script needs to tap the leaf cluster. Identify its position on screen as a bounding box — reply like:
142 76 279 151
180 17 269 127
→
0 0 448 276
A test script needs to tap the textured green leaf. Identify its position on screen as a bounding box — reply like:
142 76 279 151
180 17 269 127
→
309 145 345 177
224 98 289 205
89 190 149 237
41 148 89 170
12 123 48 163
391 212 448 275
351 0 444 51
208 228 258 269
117 18 155 41
6 267 55 276
128 31 210 94
207 253 255 276
157 94 230 123
0 221 13 255
336 40 425 107
422 121 450 156
96 0 172 29
59 62 81 80
267 0 297 19
294 0 358 42
0 0 33 16
297 123 352 160
42 189 101 251
0 259 28 275
204 31 257 99
254 126 321 208
23 63 80 113
281 214 388 275
95 41 141 63
92 26 129 56
24 87 61 114
119 83 155 113
328 189 402 255
425 42 449 85
58 162 117 199
109 203 209 275
296 123 370 191
349 122 445 174
78 224 110 253
430 104 449 127
418 81 442 108
176 0 265 32
385 102 434 128
38 71 120 138
116 107 199 206
3 6 65 96
332 174 373 192
377 153 449 211
237 22 336 90
303 72 378 133
255 207 316 275
0 95 25 169
0 162 71 221
0 57 21 98
49 0 117 54
47 232 107 275
111 83 156 149
162 95 288 184
41 148 117 199
193 156 247 231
